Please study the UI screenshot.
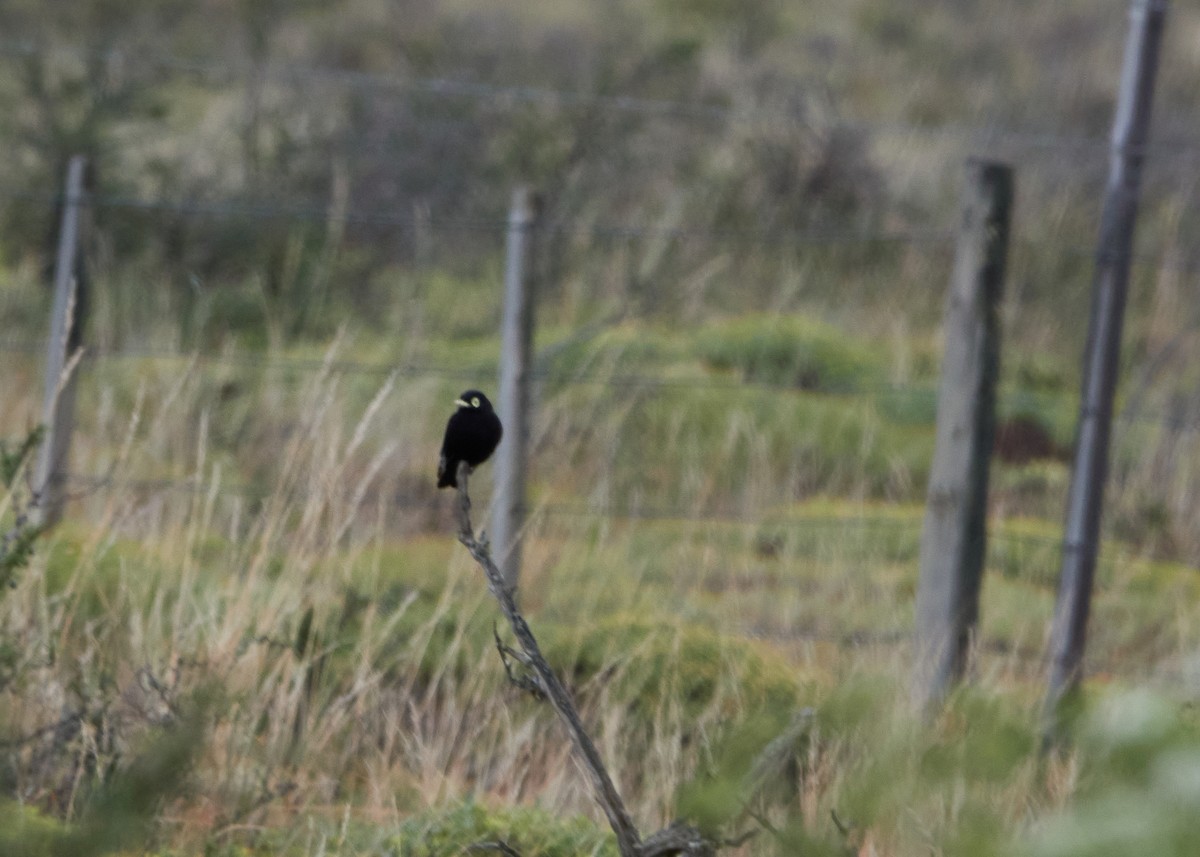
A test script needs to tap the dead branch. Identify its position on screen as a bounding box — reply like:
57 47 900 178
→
467 842 522 857
454 463 732 857
493 622 546 700
744 706 815 805
454 462 644 856
638 821 716 857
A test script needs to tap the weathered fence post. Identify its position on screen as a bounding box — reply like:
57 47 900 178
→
1044 0 1168 733
912 159 1014 712
33 155 89 527
491 186 541 593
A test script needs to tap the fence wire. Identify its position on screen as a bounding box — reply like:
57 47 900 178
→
3 334 1199 435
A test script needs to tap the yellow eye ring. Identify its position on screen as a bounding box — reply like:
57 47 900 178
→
471 396 480 407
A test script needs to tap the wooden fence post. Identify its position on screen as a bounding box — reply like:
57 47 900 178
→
33 155 89 528
491 186 541 593
912 159 1014 712
1044 0 1168 732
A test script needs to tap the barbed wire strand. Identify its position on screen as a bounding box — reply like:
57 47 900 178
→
2 185 1199 277
58 469 1065 550
0 185 956 247
5 335 1200 435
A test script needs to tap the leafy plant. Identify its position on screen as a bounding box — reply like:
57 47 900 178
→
1 697 209 857
0 426 44 593
1028 690 1200 857
0 426 43 487
696 315 883 392
386 802 617 857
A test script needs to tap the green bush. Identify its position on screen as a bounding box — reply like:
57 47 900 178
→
385 802 616 857
695 315 884 392
538 323 683 384
0 803 71 857
874 384 938 425
1 700 207 857
420 269 504 341
804 680 1039 857
1029 690 1200 857
547 615 800 718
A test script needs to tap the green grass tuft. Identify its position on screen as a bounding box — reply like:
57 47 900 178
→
695 315 885 393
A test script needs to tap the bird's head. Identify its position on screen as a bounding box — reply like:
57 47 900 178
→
455 390 493 411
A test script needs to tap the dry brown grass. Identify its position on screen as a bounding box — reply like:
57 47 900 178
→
1 327 1195 856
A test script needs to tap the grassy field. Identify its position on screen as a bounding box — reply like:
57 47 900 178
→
4 0 1200 854
4 290 1200 855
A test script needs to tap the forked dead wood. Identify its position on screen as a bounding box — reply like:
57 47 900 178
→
452 462 724 857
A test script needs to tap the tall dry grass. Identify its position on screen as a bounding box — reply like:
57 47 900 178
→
2 254 1199 855
2 325 1195 856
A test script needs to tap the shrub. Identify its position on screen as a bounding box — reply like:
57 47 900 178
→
386 802 616 857
1029 690 1200 857
548 614 800 718
696 315 883 392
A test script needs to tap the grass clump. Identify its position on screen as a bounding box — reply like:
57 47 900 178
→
0 802 69 857
536 322 686 384
386 802 616 857
797 680 1042 857
668 677 1046 856
1028 690 1200 857
695 315 884 393
0 699 207 857
548 614 801 719
571 385 932 511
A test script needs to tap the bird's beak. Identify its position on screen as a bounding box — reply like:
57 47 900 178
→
454 398 469 408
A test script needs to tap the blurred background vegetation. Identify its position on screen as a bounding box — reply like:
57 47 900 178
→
3 0 1200 854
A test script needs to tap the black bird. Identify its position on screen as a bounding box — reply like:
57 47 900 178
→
437 390 503 488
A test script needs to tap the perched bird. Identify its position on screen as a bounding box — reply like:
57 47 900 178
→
437 390 503 488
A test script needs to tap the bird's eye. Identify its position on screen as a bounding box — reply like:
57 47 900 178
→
471 396 480 407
